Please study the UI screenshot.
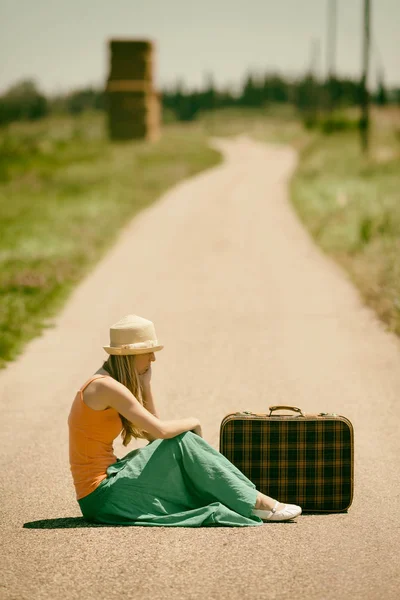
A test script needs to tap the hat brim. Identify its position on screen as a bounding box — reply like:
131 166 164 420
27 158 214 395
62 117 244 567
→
103 344 164 355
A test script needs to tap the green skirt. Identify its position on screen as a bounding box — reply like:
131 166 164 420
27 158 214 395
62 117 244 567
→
78 431 264 527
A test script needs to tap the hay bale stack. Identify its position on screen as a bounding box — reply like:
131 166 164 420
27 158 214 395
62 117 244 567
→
106 39 161 141
109 40 154 81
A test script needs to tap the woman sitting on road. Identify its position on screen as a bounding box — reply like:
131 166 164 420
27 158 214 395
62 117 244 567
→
68 314 302 526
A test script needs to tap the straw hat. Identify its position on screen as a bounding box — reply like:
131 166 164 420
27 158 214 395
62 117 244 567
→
103 314 164 355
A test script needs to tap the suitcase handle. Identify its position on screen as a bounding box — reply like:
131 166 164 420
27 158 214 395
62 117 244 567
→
268 405 305 417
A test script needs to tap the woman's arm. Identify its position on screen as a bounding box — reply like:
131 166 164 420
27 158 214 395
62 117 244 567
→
96 377 200 440
142 383 160 419
142 387 158 441
140 368 160 441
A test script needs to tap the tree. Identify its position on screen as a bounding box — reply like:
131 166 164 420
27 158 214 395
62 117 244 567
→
202 72 218 111
66 87 104 114
0 79 48 124
375 68 387 106
240 72 265 107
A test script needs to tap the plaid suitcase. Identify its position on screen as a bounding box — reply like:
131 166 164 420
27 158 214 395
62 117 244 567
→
219 405 354 513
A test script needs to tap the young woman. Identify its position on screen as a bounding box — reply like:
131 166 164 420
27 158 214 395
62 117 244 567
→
68 314 302 527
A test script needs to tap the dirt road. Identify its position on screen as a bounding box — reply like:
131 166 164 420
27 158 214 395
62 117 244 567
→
1 136 399 600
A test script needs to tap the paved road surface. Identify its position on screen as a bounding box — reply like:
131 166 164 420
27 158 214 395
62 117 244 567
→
1 136 400 600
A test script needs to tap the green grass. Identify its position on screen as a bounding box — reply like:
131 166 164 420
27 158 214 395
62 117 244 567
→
198 105 400 336
0 111 222 368
196 104 310 150
290 107 400 335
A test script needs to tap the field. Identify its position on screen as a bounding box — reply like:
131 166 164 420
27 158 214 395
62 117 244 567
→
0 112 222 368
291 107 400 337
198 105 400 336
0 105 399 368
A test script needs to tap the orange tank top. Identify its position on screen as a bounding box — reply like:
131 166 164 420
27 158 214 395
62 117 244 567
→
68 374 123 500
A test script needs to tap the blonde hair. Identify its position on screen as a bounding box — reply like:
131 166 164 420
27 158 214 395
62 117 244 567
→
101 354 147 446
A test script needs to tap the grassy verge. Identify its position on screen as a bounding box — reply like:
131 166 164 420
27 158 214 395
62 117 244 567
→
198 105 400 336
196 104 310 151
0 111 222 368
290 107 400 336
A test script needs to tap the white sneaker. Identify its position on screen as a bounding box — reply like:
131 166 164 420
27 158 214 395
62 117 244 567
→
252 500 302 522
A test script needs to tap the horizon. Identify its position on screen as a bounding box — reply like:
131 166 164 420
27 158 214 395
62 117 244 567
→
1 0 399 96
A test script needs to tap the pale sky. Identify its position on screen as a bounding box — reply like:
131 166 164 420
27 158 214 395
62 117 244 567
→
0 0 399 96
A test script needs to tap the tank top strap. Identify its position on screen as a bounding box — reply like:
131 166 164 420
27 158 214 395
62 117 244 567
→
79 374 109 395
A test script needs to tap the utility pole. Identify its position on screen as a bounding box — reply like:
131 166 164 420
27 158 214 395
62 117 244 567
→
326 0 337 112
360 0 371 153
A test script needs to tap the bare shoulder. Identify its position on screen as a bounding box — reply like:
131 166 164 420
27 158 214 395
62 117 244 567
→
82 375 125 410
